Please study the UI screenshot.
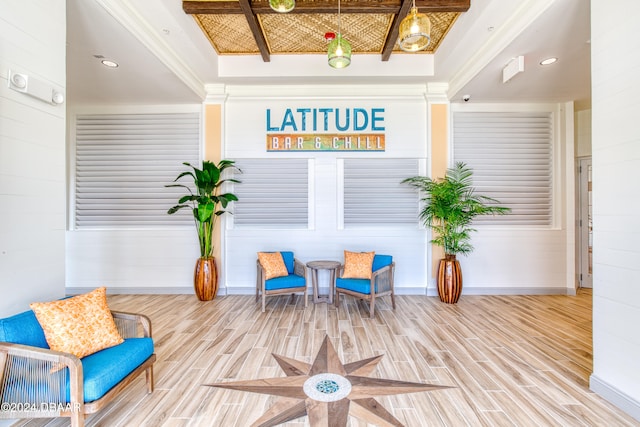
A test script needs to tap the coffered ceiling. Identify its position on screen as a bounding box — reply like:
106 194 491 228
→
183 0 469 61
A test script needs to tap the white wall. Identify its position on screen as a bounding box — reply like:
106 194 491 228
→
590 0 640 420
65 104 202 294
222 90 575 296
64 89 577 298
0 1 66 316
224 88 429 294
450 103 575 295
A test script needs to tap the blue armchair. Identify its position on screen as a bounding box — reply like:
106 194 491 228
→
335 254 396 318
256 251 308 312
0 308 155 427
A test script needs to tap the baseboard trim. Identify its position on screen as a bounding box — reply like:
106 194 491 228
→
394 287 428 295
222 287 429 296
67 286 571 297
67 287 197 295
67 286 240 296
425 287 571 297
590 374 640 422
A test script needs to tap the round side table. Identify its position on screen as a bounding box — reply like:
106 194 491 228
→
306 260 341 304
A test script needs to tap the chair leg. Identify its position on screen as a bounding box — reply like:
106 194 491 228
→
146 366 154 393
256 264 261 303
334 290 340 307
262 293 266 312
70 412 84 427
303 288 308 307
391 292 396 310
369 295 376 319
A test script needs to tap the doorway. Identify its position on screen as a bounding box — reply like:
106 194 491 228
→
578 157 593 288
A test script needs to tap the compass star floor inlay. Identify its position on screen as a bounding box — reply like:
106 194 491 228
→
205 335 452 426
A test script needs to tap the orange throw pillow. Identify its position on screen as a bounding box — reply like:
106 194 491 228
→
30 287 124 359
342 250 375 279
258 252 289 280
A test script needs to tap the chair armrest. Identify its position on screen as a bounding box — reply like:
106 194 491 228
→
0 341 81 368
257 260 265 283
371 261 395 293
0 342 84 413
111 311 152 339
294 258 306 277
371 261 394 280
337 263 394 281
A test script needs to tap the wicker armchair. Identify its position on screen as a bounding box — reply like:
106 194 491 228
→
335 254 396 318
0 310 155 427
256 251 308 312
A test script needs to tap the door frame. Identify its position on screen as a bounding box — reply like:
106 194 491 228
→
578 156 592 288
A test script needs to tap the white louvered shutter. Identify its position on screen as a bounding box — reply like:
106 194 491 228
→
343 158 420 227
75 113 200 228
233 159 309 228
453 111 553 226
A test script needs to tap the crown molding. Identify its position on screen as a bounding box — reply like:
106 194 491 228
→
205 84 228 103
425 82 450 103
95 0 206 100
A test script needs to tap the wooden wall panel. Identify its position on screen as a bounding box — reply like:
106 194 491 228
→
0 0 66 316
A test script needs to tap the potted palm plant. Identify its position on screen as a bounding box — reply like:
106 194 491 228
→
402 162 509 303
166 160 240 301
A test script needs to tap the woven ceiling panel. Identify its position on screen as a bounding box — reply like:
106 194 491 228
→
191 6 461 56
194 14 260 54
260 13 393 54
417 12 460 53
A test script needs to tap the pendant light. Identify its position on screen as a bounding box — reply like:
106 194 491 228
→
327 0 351 68
269 0 295 13
398 0 431 52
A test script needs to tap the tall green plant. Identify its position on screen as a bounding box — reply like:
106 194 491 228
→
402 162 509 256
166 160 240 258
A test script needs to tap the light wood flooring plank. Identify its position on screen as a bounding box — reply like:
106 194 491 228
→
12 289 640 427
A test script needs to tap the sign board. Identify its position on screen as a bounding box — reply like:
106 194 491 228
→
266 107 386 152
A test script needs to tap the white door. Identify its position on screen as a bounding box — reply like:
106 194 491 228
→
578 157 593 288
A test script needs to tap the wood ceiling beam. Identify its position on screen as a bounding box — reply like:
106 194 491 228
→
381 0 413 61
237 0 271 62
415 0 470 12
183 0 470 15
182 0 470 63
252 2 400 13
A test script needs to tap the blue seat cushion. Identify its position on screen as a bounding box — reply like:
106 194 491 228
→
336 256 391 295
0 310 49 348
1 338 154 404
265 274 305 291
336 278 375 295
79 337 154 402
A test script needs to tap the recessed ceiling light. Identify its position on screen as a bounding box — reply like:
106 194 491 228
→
101 60 119 68
540 57 558 66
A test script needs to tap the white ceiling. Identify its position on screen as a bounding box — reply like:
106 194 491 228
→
66 0 591 105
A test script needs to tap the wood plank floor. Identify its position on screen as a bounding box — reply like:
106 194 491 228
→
13 289 640 426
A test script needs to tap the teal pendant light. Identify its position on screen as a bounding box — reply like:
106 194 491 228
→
327 0 351 68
